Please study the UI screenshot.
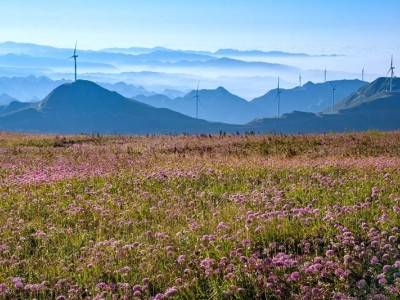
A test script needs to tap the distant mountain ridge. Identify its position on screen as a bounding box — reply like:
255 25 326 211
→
251 80 366 117
0 76 155 101
0 93 18 105
136 87 262 124
0 41 353 98
135 79 366 124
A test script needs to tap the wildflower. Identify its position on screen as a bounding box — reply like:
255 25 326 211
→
177 255 185 264
242 239 251 247
164 287 178 298
287 271 301 282
376 274 387 285
326 249 335 257
371 256 379 264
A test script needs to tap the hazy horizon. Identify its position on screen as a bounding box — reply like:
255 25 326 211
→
1 0 399 55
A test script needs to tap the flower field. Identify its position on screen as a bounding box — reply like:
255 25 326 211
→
0 131 399 299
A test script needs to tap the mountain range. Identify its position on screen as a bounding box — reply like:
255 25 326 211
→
247 78 400 133
134 79 366 124
0 41 355 99
135 87 261 124
0 77 398 134
0 80 233 134
0 76 155 101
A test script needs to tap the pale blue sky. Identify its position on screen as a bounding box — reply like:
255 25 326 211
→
0 0 399 55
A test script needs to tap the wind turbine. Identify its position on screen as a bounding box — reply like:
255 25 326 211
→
329 82 337 114
192 81 201 118
324 67 327 82
69 41 78 82
387 55 395 92
362 66 365 82
299 74 302 87
275 77 282 117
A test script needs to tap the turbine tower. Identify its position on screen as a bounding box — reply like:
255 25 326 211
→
69 42 78 82
329 82 337 114
299 74 302 87
275 77 282 117
387 55 395 92
324 67 327 83
192 81 201 118
362 66 365 82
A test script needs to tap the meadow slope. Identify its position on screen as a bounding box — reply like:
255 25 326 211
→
0 132 399 299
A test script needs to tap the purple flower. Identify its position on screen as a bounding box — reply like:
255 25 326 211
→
164 287 178 298
177 255 185 264
326 249 335 257
287 271 301 282
371 256 380 264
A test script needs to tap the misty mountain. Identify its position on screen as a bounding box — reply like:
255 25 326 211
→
0 76 155 102
214 49 310 58
0 76 70 101
100 46 176 55
101 46 320 58
0 54 117 72
97 82 154 98
0 93 18 105
153 57 297 72
0 42 297 70
135 87 263 124
330 77 400 112
130 50 214 62
251 79 366 117
0 101 34 116
0 80 233 134
162 89 186 99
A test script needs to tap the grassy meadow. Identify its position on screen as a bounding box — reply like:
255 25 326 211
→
0 132 399 299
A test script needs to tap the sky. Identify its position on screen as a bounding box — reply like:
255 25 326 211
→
1 0 399 56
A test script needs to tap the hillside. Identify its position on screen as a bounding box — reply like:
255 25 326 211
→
331 77 400 112
251 79 366 117
247 79 400 133
0 100 33 116
0 80 233 134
